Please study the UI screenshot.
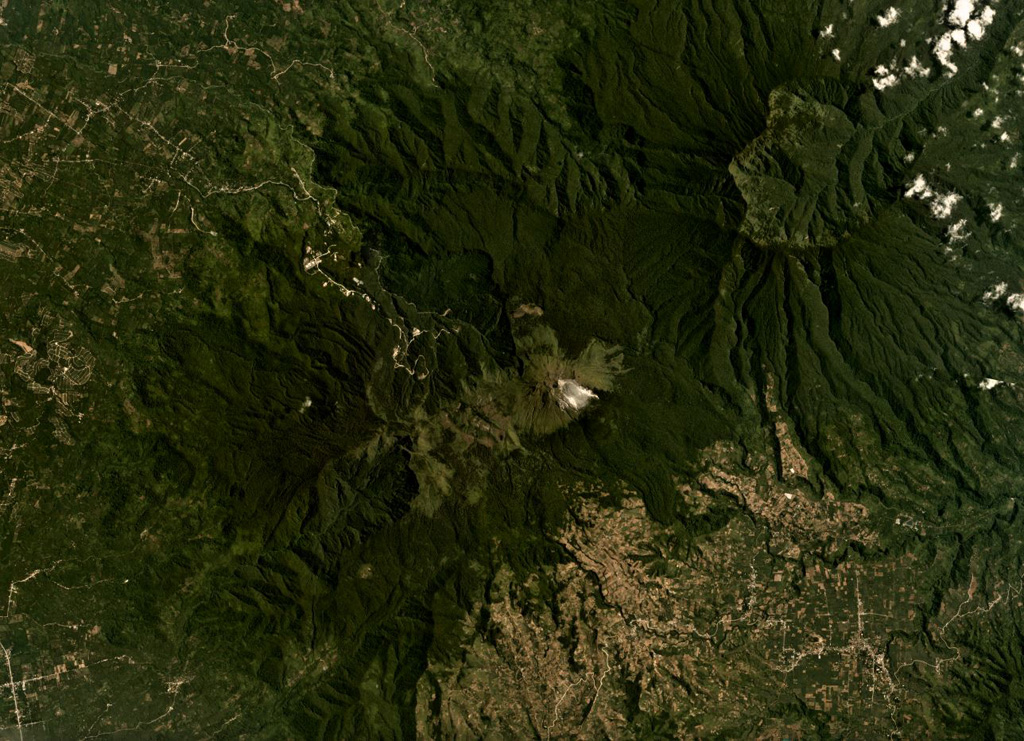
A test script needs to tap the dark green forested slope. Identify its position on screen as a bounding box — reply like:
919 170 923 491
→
2 0 1024 737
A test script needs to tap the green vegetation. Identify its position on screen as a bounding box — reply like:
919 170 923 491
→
2 0 1024 737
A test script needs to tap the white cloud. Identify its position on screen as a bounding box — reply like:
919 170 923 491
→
905 174 933 198
903 57 930 78
934 33 958 73
947 218 970 241
948 0 975 28
930 191 962 219
933 2 996 74
873 65 900 89
555 379 598 412
905 175 962 220
877 7 900 27
983 282 1008 301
